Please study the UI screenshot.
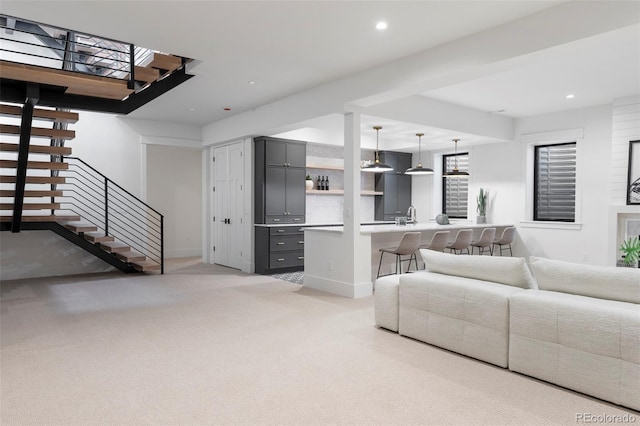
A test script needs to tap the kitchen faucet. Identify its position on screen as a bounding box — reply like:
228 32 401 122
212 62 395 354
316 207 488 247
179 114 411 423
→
407 205 417 224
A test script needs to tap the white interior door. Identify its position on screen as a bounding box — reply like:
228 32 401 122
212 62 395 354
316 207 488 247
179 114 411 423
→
213 142 244 269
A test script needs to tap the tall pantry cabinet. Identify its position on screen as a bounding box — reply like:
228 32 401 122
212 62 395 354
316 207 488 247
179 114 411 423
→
254 137 307 274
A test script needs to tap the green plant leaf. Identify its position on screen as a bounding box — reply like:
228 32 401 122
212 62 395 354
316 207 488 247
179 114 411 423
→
620 236 640 266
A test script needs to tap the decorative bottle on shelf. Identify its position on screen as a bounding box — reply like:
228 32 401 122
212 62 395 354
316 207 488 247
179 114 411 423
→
317 176 321 191
325 175 330 191
321 176 326 190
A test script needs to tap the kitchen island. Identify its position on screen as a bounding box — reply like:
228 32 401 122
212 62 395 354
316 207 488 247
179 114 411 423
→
303 222 514 298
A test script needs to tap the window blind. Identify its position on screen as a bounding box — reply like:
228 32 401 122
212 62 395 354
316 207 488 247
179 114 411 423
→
534 143 576 221
443 153 469 218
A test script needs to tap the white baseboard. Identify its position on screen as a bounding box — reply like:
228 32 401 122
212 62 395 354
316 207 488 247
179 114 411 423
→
165 248 202 258
303 273 372 298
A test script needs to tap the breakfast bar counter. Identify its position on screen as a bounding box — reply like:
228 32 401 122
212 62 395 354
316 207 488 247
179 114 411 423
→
303 222 514 298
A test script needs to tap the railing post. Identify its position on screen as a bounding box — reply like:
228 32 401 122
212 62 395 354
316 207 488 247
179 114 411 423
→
128 43 135 90
104 178 109 237
160 215 164 274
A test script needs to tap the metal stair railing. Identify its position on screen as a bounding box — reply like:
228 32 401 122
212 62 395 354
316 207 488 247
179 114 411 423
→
1 14 162 92
58 156 164 273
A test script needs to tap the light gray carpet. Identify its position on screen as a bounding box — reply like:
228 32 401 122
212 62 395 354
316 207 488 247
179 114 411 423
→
1 259 637 425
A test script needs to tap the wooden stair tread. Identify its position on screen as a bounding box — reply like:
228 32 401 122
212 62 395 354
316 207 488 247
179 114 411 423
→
0 61 134 101
0 190 63 197
139 53 182 72
130 66 160 83
0 202 60 210
65 221 98 233
0 124 75 140
84 232 115 243
100 241 130 253
0 160 68 170
0 104 79 123
131 260 161 272
0 214 80 222
0 142 72 155
116 250 147 262
0 175 66 184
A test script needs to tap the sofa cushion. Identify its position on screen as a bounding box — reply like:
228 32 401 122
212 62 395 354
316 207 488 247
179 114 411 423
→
399 272 525 367
509 290 640 411
374 274 402 332
420 249 536 289
529 257 640 304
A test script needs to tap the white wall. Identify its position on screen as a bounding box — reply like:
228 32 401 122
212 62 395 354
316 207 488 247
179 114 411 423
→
146 145 202 258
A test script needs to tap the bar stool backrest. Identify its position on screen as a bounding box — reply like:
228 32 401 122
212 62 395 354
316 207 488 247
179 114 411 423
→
395 232 422 255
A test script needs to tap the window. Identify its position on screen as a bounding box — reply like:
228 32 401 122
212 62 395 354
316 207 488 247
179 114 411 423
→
442 153 469 218
534 142 576 222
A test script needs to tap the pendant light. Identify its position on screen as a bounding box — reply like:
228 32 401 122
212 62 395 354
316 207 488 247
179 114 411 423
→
405 133 434 175
362 125 393 173
443 138 469 177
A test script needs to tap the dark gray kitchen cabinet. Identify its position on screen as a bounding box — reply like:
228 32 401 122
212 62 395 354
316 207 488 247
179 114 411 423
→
255 136 306 224
254 225 305 274
375 151 413 221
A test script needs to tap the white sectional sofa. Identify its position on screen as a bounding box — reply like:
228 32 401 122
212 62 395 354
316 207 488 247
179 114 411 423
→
375 251 640 411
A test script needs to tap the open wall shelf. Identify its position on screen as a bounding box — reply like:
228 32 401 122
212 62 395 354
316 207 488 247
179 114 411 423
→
306 189 382 196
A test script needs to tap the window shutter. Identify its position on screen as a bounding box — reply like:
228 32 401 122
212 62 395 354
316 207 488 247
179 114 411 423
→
443 153 469 218
534 143 576 221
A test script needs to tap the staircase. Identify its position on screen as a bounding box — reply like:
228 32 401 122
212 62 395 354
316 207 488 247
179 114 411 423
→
0 103 163 273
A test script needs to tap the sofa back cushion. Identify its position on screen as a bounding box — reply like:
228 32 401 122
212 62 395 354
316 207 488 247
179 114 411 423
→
529 257 640 304
420 249 536 289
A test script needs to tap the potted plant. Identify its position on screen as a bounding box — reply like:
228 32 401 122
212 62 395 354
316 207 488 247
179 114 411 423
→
305 175 313 190
476 188 488 224
620 236 640 267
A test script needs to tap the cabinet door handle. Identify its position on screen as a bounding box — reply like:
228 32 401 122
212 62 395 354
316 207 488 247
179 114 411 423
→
298 241 304 244
276 242 285 245
277 229 285 233
298 228 304 232
273 218 280 222
277 258 285 262
297 256 304 260
293 218 300 221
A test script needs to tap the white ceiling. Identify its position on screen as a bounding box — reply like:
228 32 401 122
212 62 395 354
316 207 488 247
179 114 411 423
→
2 1 639 148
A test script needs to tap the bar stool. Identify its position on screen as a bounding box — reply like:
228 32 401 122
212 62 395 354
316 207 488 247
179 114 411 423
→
419 230 450 269
377 232 421 278
420 231 450 253
470 227 496 255
493 226 516 256
445 229 473 255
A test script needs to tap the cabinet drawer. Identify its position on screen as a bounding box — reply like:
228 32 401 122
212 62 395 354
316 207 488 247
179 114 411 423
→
270 235 305 252
270 250 305 268
270 226 305 236
266 215 305 224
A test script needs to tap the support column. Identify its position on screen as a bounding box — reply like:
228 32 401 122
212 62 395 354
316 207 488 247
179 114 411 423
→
343 112 373 297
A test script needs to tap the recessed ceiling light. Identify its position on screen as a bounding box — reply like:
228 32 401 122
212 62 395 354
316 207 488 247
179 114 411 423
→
566 94 575 99
248 81 256 85
188 108 196 111
376 21 388 30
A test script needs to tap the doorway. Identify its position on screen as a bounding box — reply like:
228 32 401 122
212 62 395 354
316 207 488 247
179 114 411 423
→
212 142 244 269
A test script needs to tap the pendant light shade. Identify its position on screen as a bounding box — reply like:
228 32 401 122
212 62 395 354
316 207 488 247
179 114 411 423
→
362 126 394 173
405 133 434 175
443 138 469 178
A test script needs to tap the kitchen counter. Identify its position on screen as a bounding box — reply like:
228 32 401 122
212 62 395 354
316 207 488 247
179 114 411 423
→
304 221 511 234
254 221 393 228
303 222 515 297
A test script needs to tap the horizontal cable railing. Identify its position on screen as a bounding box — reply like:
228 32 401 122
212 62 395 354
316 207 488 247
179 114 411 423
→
0 14 156 88
58 156 164 273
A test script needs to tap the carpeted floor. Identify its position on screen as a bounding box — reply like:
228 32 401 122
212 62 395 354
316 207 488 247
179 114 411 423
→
1 258 637 425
